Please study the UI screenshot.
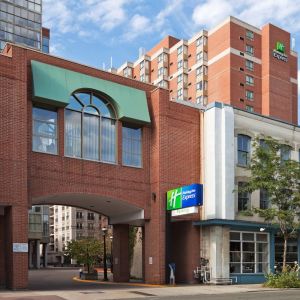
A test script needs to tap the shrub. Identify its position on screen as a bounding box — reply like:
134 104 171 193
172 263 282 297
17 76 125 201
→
264 264 300 288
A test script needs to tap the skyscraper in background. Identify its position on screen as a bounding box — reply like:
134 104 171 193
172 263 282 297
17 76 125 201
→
0 0 49 53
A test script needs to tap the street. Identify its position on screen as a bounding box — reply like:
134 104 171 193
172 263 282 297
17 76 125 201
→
0 269 298 300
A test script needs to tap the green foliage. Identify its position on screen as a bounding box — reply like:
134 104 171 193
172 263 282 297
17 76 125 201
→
65 238 103 273
264 264 300 288
129 226 138 266
241 136 300 269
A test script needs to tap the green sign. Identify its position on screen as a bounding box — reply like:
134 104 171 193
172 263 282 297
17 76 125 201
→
167 187 182 210
167 184 203 211
276 41 285 54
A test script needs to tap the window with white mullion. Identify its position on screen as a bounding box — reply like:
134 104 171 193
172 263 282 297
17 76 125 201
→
230 231 269 274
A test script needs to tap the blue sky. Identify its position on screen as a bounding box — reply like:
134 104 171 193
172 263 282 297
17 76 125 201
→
44 0 300 96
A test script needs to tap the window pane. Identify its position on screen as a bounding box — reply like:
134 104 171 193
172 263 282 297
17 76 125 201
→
101 118 116 163
242 263 255 273
243 252 255 262
243 242 254 252
32 107 57 154
67 96 83 111
65 110 81 158
257 234 268 242
93 95 112 117
83 113 99 160
230 242 241 251
230 263 241 273
242 233 254 241
230 252 241 262
122 126 142 167
75 92 90 106
230 232 240 240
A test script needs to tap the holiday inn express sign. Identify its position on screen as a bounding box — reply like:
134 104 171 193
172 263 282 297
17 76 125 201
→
167 183 203 211
273 41 288 62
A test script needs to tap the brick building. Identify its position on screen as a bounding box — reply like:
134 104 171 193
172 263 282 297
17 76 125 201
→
0 43 200 289
0 16 299 290
116 16 297 125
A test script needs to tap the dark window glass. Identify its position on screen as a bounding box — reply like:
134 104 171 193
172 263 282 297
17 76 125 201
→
238 182 250 211
237 134 251 166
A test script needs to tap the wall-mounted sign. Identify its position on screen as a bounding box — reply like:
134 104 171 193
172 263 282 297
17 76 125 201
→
13 243 28 253
171 206 199 216
273 41 288 62
167 183 203 211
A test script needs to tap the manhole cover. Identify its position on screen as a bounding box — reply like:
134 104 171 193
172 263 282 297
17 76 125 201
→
130 291 156 296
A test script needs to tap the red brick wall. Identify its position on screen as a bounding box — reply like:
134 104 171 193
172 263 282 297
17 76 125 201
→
0 45 201 287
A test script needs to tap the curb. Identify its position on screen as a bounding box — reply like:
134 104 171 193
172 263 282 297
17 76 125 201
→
72 276 166 288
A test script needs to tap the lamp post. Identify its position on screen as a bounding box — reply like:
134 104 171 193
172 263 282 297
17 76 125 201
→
102 227 108 281
110 235 113 273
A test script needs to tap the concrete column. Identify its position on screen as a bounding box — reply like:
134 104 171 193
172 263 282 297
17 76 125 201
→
36 240 40 269
209 226 230 279
112 224 129 282
28 241 33 269
43 243 48 267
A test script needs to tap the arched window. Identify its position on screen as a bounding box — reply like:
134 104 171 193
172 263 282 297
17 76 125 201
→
64 91 116 163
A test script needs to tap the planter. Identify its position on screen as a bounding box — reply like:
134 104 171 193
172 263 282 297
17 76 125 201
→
80 272 98 280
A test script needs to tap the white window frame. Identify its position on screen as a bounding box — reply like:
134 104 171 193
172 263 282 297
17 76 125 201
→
230 231 269 274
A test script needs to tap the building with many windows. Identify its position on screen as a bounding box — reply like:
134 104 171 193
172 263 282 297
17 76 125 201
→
116 16 297 125
48 205 107 265
0 0 49 53
0 16 298 289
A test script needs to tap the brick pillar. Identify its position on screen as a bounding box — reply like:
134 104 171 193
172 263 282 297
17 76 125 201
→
5 206 28 290
112 224 129 282
144 217 166 284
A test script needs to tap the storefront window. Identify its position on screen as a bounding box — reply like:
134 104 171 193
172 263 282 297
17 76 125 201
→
275 237 298 269
230 231 269 274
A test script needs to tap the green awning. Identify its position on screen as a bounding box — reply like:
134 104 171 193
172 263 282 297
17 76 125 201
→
31 60 151 124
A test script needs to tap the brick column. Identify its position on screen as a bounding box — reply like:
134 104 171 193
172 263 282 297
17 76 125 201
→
112 224 130 282
5 205 28 290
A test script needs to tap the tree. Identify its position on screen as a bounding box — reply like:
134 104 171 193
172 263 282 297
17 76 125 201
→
65 238 103 273
242 136 300 270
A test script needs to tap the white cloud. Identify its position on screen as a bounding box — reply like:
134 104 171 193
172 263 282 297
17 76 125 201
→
123 14 151 41
192 0 300 33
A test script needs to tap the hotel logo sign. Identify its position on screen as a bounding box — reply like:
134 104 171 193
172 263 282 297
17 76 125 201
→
167 183 203 211
273 41 288 62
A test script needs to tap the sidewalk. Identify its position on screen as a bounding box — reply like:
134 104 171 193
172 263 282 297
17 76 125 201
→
0 282 277 300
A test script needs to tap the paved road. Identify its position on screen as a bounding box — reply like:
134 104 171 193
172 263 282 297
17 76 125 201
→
0 269 298 300
28 268 138 291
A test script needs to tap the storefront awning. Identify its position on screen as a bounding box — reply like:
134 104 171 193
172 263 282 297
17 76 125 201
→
193 219 276 231
31 60 151 124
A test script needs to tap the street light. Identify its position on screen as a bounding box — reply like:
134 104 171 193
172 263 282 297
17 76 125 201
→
102 227 108 281
110 235 113 273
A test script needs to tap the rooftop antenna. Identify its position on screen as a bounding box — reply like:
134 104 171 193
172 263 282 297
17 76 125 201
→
291 37 295 51
102 62 106 70
110 56 113 69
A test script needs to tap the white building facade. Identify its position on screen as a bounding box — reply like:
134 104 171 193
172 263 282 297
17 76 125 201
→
198 102 300 283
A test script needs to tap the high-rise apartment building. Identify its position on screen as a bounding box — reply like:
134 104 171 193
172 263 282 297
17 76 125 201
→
116 16 297 125
0 0 49 53
48 205 107 265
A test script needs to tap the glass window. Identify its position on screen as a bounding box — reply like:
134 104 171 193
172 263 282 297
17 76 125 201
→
246 30 254 40
32 107 58 154
196 36 203 47
177 45 182 55
246 75 254 86
246 90 254 100
280 145 291 162
230 231 268 274
260 189 269 209
275 237 298 269
246 105 254 112
122 125 142 167
177 59 182 69
246 44 254 56
177 88 183 97
237 134 251 166
196 81 202 90
64 91 116 163
177 73 182 83
238 182 250 211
